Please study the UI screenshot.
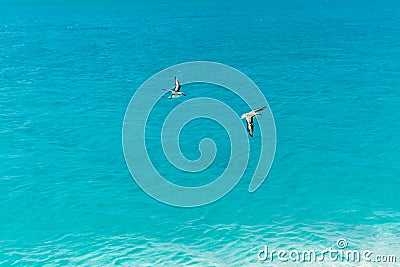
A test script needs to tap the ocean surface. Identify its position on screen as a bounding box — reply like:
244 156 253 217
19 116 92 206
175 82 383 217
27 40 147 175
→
1 1 400 266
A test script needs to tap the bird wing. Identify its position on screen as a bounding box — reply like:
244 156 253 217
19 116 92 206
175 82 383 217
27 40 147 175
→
253 106 266 113
246 116 254 137
174 77 181 92
163 89 174 93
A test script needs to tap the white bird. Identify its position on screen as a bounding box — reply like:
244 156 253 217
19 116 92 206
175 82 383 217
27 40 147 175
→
241 106 266 137
163 77 186 99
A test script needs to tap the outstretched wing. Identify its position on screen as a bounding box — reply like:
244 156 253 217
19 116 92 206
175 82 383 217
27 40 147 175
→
246 116 254 137
174 77 181 92
253 106 266 113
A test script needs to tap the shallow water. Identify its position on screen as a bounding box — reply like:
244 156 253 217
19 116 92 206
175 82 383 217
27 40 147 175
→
1 1 400 265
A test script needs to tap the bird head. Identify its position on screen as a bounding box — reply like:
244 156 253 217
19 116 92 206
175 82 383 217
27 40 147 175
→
240 114 246 119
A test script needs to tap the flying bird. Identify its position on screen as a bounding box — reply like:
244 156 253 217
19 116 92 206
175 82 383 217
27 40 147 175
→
241 106 266 137
163 77 186 99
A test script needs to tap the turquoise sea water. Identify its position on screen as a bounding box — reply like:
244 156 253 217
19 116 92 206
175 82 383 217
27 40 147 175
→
1 1 400 265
